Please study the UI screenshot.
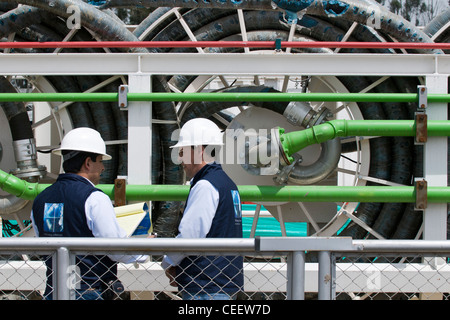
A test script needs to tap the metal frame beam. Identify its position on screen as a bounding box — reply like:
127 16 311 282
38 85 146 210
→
0 53 448 76
0 51 448 242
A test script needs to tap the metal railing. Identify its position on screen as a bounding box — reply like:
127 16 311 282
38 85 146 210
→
2 237 450 300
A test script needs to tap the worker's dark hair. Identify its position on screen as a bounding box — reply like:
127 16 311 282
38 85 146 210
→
62 150 99 173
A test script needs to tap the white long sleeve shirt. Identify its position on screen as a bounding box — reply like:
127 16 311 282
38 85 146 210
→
161 179 219 269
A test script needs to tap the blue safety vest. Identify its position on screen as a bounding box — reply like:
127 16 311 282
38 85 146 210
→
177 163 244 296
32 173 117 298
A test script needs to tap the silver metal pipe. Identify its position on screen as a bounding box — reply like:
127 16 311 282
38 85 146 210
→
0 237 256 252
56 247 71 300
318 251 334 300
352 240 450 253
289 251 306 300
3 236 450 255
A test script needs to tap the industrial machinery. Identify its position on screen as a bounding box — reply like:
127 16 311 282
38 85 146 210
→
0 0 449 241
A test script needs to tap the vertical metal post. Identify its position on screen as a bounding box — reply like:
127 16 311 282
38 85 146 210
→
423 75 448 241
286 252 292 299
289 251 305 300
318 251 335 300
127 74 153 186
56 247 70 300
421 76 448 299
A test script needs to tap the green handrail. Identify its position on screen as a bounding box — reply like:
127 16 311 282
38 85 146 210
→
0 92 449 103
1 168 449 203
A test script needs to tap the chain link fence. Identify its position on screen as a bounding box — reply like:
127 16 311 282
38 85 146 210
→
1 238 450 300
335 253 450 300
0 251 287 300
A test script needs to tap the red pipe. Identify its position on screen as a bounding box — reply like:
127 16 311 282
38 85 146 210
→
0 41 449 50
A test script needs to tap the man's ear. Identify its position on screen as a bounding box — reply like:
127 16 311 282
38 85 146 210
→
82 156 92 171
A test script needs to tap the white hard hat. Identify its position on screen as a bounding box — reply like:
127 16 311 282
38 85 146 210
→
171 118 223 148
53 127 112 160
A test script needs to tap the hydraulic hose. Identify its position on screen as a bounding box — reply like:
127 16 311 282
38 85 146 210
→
0 77 33 148
365 78 413 239
423 8 450 48
335 75 408 239
0 5 52 37
97 0 440 53
4 0 146 53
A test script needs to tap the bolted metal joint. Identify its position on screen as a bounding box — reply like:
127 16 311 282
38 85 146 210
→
10 164 47 182
415 112 428 144
417 85 427 111
283 101 315 128
118 84 128 109
415 178 428 210
11 138 46 182
283 101 332 128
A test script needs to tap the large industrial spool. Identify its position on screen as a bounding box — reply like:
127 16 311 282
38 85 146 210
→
0 0 448 240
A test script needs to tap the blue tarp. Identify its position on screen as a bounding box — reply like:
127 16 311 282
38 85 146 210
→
242 204 307 237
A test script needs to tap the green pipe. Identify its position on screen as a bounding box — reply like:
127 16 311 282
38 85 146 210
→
105 184 413 203
128 92 424 103
97 183 190 202
0 92 448 103
100 185 450 203
0 92 117 102
1 169 449 203
279 119 450 163
0 169 47 200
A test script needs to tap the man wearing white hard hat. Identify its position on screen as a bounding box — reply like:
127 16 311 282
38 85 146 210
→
162 118 244 300
31 127 147 300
